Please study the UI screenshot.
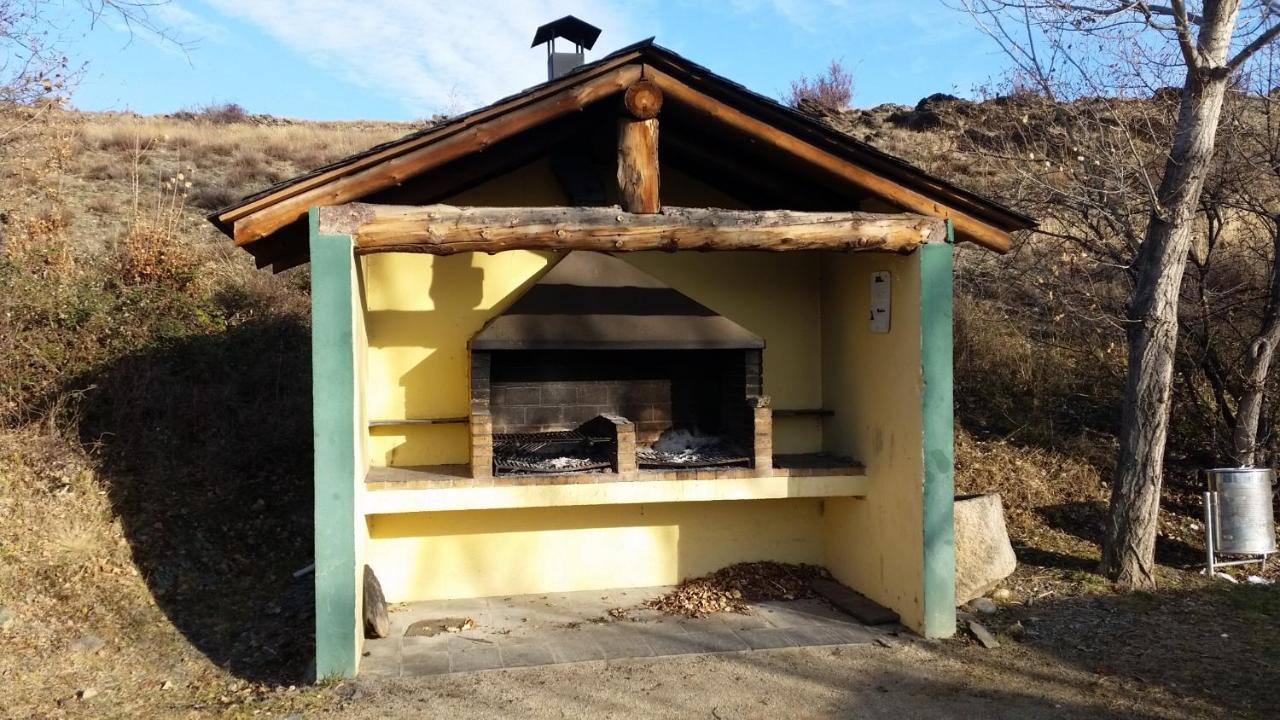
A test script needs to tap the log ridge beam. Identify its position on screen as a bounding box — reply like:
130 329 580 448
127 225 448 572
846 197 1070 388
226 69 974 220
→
318 203 948 256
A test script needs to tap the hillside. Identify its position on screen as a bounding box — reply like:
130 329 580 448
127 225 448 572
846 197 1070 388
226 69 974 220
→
0 101 1276 717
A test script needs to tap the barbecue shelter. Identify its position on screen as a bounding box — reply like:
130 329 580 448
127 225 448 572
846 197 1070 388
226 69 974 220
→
209 27 1033 678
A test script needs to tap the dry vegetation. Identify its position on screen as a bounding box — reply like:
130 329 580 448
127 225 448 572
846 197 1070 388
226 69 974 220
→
0 96 1276 718
0 106 409 717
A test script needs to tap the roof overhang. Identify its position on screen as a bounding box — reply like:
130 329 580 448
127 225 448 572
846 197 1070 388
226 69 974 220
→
209 41 1035 272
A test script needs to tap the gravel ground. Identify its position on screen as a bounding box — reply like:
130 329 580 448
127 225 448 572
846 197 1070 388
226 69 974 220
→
336 641 1220 720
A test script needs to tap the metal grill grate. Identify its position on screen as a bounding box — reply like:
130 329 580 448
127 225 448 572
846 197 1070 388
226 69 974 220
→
493 430 613 475
494 430 609 453
637 446 749 469
494 452 612 474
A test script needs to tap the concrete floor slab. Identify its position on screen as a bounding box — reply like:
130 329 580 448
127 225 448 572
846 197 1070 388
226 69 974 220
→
400 648 449 676
449 644 503 673
587 626 657 659
645 629 749 657
546 635 606 663
363 586 901 677
498 641 558 668
736 627 801 650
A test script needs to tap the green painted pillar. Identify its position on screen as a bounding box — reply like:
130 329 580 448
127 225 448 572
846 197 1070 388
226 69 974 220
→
309 208 360 678
920 220 956 638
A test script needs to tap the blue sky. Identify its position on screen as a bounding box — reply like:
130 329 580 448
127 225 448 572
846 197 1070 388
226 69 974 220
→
68 0 1012 121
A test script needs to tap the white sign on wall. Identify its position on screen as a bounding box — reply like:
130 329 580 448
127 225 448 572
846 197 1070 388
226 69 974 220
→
870 271 891 333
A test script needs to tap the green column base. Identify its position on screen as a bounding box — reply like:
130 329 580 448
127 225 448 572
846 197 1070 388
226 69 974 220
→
309 208 360 678
920 222 956 638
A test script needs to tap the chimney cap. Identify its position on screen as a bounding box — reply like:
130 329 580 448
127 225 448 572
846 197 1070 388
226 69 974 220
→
531 15 602 50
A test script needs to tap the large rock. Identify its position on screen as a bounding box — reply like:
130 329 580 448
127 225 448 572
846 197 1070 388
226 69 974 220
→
954 494 1017 605
362 565 390 639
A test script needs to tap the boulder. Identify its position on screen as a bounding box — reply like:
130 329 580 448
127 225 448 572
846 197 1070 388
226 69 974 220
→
915 92 962 110
886 108 942 131
362 565 390 639
954 494 1018 605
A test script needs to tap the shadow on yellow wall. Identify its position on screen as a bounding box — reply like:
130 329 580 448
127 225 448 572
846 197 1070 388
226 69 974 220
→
366 499 824 602
363 251 556 465
361 158 832 467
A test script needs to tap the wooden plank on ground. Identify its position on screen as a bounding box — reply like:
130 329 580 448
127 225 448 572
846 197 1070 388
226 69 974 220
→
812 578 900 625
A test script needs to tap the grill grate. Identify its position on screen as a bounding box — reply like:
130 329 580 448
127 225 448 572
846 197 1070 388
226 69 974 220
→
494 430 609 453
494 452 612 474
493 430 613 475
637 446 749 469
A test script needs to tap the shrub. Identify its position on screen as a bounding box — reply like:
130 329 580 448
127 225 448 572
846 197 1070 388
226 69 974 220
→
82 161 125 181
786 60 854 112
87 194 118 214
193 102 249 125
223 153 283 191
188 185 242 211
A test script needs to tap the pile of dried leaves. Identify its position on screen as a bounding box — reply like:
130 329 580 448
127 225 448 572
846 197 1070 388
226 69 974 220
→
645 562 832 617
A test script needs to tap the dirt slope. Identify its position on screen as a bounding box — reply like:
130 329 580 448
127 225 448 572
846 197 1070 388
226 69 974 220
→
0 103 1276 718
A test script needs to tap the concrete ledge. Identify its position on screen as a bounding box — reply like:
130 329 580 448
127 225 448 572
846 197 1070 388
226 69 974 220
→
362 473 868 515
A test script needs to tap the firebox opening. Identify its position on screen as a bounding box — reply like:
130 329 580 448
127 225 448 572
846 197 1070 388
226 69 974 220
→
483 348 758 476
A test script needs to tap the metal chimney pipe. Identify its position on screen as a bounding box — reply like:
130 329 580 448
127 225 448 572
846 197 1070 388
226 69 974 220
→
547 42 585 80
532 16 601 81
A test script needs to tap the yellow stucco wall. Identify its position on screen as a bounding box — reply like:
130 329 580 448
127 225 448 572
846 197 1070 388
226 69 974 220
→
366 499 824 602
352 254 371 663
362 250 824 463
360 158 828 465
353 159 929 629
625 252 824 454
819 250 926 631
362 251 555 465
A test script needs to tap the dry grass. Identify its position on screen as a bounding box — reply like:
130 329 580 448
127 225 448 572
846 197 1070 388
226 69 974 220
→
0 428 335 718
66 112 412 237
0 105 387 716
0 96 1275 718
75 113 410 182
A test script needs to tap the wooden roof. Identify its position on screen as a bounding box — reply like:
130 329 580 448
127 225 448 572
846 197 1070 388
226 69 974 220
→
208 40 1035 272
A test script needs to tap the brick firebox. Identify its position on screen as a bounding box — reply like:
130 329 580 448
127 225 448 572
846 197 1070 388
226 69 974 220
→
466 251 773 481
469 347 770 480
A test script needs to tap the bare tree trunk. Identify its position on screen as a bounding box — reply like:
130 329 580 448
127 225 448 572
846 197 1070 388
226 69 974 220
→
1232 217 1280 467
1101 2 1241 588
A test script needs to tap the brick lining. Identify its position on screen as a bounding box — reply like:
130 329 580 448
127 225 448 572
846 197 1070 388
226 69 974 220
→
469 348 770 480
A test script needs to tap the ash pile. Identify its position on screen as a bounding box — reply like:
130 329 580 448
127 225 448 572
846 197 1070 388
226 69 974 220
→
638 428 748 469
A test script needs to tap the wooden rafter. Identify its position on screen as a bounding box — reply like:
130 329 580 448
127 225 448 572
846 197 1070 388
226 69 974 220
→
318 203 947 255
210 43 1033 263
661 131 846 210
230 65 643 247
213 48 647 229
643 65 1013 253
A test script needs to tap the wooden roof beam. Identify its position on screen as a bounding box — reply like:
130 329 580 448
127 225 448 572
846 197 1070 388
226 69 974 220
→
231 64 643 247
617 79 662 213
642 65 1013 253
661 131 847 210
319 203 947 255
214 48 647 228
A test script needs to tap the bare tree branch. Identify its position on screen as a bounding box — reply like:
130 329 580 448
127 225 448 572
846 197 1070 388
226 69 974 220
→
1230 20 1280 69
